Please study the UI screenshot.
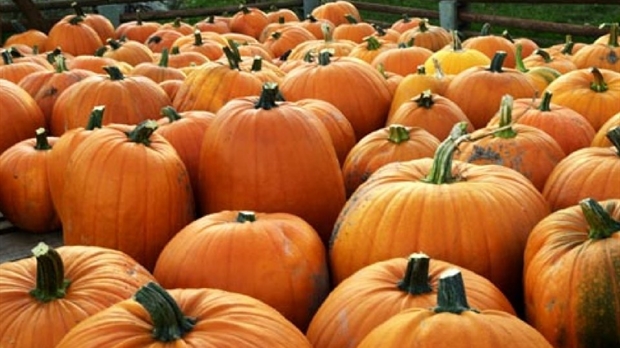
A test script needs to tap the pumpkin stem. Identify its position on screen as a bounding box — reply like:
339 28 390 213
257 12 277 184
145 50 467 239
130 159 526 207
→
126 119 158 145
599 22 619 47
107 38 122 50
237 211 257 223
171 45 180 55
136 9 143 25
71 2 86 17
223 41 242 70
397 253 433 295
493 95 518 139
29 242 71 303
386 124 411 144
538 91 553 112
434 269 478 314
344 13 358 24
148 35 162 45
53 54 69 73
255 82 280 110
251 56 263 72
400 13 412 24
450 30 463 51
365 36 382 51
501 29 514 43
46 47 63 64
306 14 318 23
193 30 203 46
85 105 105 130
590 67 608 92
606 126 620 156
133 282 196 342
480 22 492 36
239 4 251 15
8 46 25 58
533 48 552 63
94 45 108 57
161 106 182 123
488 51 507 73
34 128 52 150
69 15 85 26
514 43 529 73
415 90 435 109
321 23 333 42
422 122 470 184
560 37 575 55
317 49 334 66
103 65 125 80
580 198 620 240
205 15 214 24
158 48 170 67
1 50 13 65
418 19 429 33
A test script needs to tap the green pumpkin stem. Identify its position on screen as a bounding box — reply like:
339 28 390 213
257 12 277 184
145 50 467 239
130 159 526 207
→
560 40 575 56
53 54 69 73
418 19 429 33
237 211 257 223
69 15 85 26
135 9 143 25
107 38 122 50
538 91 553 112
159 48 170 67
397 253 433 295
400 13 411 23
365 36 382 51
514 43 529 73
29 242 71 303
580 198 620 240
223 41 242 70
488 51 507 73
606 126 620 156
251 56 263 72
434 269 478 314
126 120 158 145
344 13 358 24
501 29 514 43
103 65 125 80
590 67 608 92
255 82 280 110
71 2 86 17
193 30 203 46
318 49 334 66
321 23 333 42
480 22 492 36
415 90 435 109
161 106 182 122
34 128 52 150
599 22 618 47
386 124 411 144
494 95 518 138
534 48 552 63
422 122 470 184
1 50 13 65
46 47 63 64
85 105 105 130
451 30 463 51
133 282 196 342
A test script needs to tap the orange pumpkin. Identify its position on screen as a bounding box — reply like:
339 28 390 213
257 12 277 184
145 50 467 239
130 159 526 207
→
398 19 452 52
462 23 517 68
388 65 450 117
195 15 230 34
523 47 578 74
3 20 48 49
356 270 552 348
0 79 45 155
229 5 270 40
95 38 154 66
571 22 620 72
177 30 226 60
56 282 312 347
524 198 620 347
287 24 357 59
310 0 361 27
66 2 115 43
370 41 433 76
348 36 397 64
159 17 194 36
332 14 376 44
262 25 316 59
298 14 335 40
307 253 516 348
145 28 184 53
154 210 329 331
0 49 48 85
114 10 162 42
44 15 103 56
0 242 155 348
390 14 423 33
592 111 620 147
61 120 195 270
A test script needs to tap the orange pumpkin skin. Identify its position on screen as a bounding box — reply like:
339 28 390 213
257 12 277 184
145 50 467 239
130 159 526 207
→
544 67 620 131
524 199 620 348
592 111 620 147
56 285 312 347
229 6 270 40
96 38 155 67
0 244 155 348
388 67 449 118
50 66 170 136
154 210 330 331
307 254 515 348
197 84 345 244
114 14 162 43
462 23 517 68
0 79 45 155
542 128 620 211
0 129 59 233
342 125 440 197
44 16 103 56
61 121 195 271
371 44 434 77
397 20 452 52
310 0 362 27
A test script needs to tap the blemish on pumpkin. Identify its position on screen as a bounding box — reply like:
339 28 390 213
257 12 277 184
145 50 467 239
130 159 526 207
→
43 87 58 97
466 145 503 165
608 51 618 64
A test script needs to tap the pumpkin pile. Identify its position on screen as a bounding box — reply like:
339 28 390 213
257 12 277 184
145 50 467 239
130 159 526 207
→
1 1 619 346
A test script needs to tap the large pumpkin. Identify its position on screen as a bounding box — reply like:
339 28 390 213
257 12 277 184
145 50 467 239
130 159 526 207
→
524 198 620 347
356 270 552 348
154 210 329 331
0 79 45 155
0 243 155 348
60 120 195 270
330 123 550 311
197 83 345 244
307 253 515 348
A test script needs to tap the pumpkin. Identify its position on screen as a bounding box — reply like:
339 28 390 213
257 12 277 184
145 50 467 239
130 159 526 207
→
64 54 132 74
56 282 312 347
177 30 226 60
159 17 194 35
60 120 195 271
229 5 270 40
332 14 376 44
330 123 550 312
298 15 335 40
388 65 450 118
195 15 231 34
455 95 566 191
523 47 578 74
266 7 300 24
163 45 210 68
524 198 620 347
262 25 316 59
50 65 170 136
592 111 620 147
154 210 329 331
0 128 59 233
348 36 397 64
356 270 552 348
487 91 595 155
370 41 433 77
462 23 517 68
397 19 452 52
114 9 162 42
514 43 562 96
443 51 537 129
159 78 183 100
342 124 440 196
95 38 154 67
423 30 491 75
307 253 516 348
544 67 620 131
44 15 103 56
310 0 362 27
390 14 423 33
280 49 392 140
0 79 45 155
571 22 620 72
0 49 48 85
0 242 155 348
542 127 620 211
129 48 186 83
3 20 48 49
197 83 345 244
66 2 115 43
387 90 474 140
145 28 184 53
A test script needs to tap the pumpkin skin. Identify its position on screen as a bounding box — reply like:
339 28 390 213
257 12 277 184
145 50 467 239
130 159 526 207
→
310 0 362 27
542 127 620 211
44 15 103 56
592 111 620 147
330 124 550 311
0 129 59 233
332 15 376 44
370 43 434 77
397 19 452 52
462 23 517 68
342 124 440 197
524 198 620 348
0 79 45 155
388 66 449 118
0 51 49 85
571 23 620 73
229 5 270 40
197 83 345 244
61 121 195 271
114 11 162 43
356 270 552 348
306 254 515 348
128 48 186 83
96 38 155 67
154 210 330 331
56 283 312 347
0 243 155 348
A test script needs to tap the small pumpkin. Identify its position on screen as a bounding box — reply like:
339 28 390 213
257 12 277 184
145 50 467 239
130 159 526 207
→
114 9 161 42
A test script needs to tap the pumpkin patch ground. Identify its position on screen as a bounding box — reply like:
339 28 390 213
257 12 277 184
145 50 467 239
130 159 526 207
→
1 1 619 346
